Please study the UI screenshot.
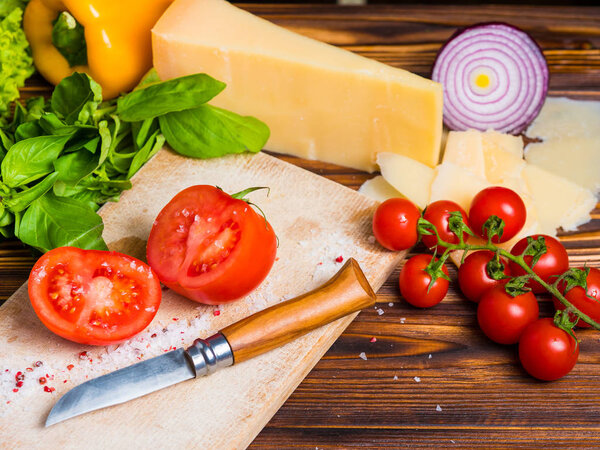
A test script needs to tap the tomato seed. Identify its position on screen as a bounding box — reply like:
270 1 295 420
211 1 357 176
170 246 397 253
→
49 292 58 300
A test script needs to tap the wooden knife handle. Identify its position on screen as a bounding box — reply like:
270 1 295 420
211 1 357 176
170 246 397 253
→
221 258 376 364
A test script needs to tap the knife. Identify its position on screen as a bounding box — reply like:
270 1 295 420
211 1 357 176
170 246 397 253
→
46 258 376 426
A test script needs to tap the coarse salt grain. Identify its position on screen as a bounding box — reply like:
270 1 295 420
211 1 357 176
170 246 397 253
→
359 352 367 360
388 302 393 307
400 317 405 324
414 376 421 383
376 308 384 316
436 405 442 412
429 354 432 359
393 375 398 381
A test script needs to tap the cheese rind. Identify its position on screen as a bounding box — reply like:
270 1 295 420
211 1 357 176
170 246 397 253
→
152 0 443 172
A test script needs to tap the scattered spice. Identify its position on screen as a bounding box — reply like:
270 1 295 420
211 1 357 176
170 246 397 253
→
26 367 33 372
34 361 43 367
79 351 89 360
172 318 179 321
12 389 18 393
39 377 47 385
335 256 344 263
15 372 24 382
66 364 74 371
151 333 157 338
43 386 55 393
15 381 23 388
213 310 221 316
370 337 377 343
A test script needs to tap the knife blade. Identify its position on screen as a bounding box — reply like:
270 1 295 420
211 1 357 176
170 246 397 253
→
46 258 375 426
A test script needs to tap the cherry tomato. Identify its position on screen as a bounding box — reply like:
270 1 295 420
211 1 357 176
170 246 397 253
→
458 250 511 302
372 198 421 251
147 185 277 304
421 200 470 254
477 286 539 344
509 235 569 294
518 318 579 381
28 247 161 345
553 267 600 328
469 187 526 243
399 254 449 308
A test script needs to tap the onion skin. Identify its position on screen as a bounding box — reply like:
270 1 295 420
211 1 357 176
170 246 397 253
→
432 22 549 135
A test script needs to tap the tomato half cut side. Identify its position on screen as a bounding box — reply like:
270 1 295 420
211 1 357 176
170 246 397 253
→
147 185 277 304
28 247 162 345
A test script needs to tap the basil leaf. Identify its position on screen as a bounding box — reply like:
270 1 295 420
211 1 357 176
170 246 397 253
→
51 11 87 67
51 73 102 125
16 192 107 252
127 131 164 178
132 118 158 150
38 113 81 136
53 150 99 183
2 172 59 212
14 121 44 141
117 74 226 122
159 105 269 158
1 134 70 187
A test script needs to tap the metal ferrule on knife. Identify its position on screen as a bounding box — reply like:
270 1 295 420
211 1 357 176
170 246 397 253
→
185 333 234 377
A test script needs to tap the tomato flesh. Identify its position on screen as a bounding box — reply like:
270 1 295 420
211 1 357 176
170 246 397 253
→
147 185 277 304
28 247 161 345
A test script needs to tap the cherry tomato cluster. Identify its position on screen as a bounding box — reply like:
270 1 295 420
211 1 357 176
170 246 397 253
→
372 186 599 381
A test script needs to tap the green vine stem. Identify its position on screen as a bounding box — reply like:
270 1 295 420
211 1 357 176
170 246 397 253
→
418 217 600 331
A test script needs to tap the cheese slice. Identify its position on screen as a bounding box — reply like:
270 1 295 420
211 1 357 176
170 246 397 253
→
429 162 490 211
483 145 526 184
358 176 403 203
525 97 600 195
377 152 435 209
152 0 443 172
522 164 596 232
442 130 485 178
482 130 523 158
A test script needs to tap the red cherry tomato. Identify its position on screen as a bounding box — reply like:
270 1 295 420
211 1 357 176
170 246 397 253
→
28 247 161 345
477 286 539 344
458 250 511 302
469 187 526 243
372 198 421 251
553 267 600 328
147 185 277 304
509 235 569 294
422 200 470 254
399 254 449 308
518 318 579 381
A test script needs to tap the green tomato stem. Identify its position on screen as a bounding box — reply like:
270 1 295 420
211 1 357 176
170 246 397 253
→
427 229 600 331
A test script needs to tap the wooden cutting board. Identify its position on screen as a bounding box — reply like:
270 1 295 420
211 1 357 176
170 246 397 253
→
0 149 402 449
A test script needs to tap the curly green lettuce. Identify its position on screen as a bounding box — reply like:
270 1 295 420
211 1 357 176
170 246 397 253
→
0 4 35 123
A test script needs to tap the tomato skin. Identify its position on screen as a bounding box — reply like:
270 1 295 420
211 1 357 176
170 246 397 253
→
477 286 539 344
421 200 470 254
28 247 161 345
399 254 449 308
458 250 511 303
147 185 277 304
469 187 526 243
372 198 421 251
553 267 600 328
518 318 579 381
509 235 569 294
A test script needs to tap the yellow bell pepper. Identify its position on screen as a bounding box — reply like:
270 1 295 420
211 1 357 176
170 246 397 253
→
23 0 173 99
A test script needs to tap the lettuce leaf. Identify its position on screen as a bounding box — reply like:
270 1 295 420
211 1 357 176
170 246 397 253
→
0 6 34 123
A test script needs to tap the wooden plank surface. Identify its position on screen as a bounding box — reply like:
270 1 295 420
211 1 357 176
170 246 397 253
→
2 3 600 448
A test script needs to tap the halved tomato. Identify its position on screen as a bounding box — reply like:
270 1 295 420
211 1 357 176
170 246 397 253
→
146 185 277 304
28 247 161 345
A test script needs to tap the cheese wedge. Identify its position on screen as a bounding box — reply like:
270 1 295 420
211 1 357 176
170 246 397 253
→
481 130 523 159
358 176 403 203
443 130 485 178
152 0 443 172
429 162 490 211
377 152 435 209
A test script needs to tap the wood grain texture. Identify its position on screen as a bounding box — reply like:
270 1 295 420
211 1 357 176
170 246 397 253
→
1 3 600 448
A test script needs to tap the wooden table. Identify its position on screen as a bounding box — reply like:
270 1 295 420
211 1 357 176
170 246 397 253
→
2 3 600 448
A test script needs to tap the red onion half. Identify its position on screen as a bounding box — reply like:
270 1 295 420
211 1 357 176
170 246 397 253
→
432 22 548 134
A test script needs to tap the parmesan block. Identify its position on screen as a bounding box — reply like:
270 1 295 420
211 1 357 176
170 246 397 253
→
525 97 600 195
358 176 403 203
377 152 435 209
442 130 485 178
522 164 596 232
429 162 490 211
152 0 443 172
483 145 526 184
